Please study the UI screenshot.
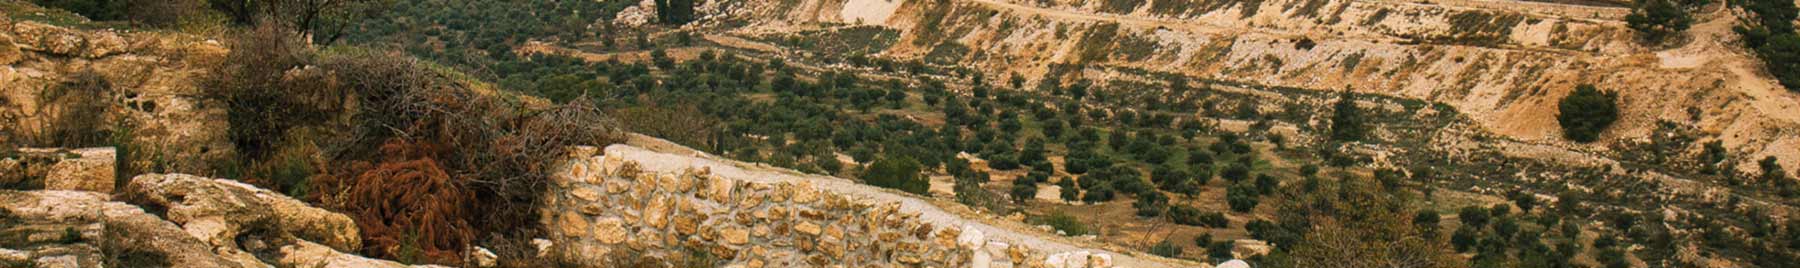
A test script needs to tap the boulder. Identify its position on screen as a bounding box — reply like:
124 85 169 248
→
1232 239 1271 258
124 173 362 252
272 240 449 268
79 31 124 58
0 33 21 65
0 190 255 268
2 148 116 193
38 147 115 193
10 22 83 56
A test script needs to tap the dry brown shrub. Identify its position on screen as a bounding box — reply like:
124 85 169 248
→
304 52 624 265
314 139 474 265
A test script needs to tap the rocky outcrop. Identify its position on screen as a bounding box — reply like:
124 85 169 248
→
1 147 116 193
0 172 440 268
123 173 363 255
540 144 1198 267
0 190 256 268
0 15 234 175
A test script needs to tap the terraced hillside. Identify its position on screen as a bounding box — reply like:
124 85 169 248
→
709 0 1800 176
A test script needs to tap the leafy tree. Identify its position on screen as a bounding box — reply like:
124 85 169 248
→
1760 156 1798 197
1626 0 1693 43
1510 190 1538 213
1134 192 1169 217
1254 174 1279 195
1459 206 1492 228
1266 176 1461 267
1188 149 1215 166
1556 85 1619 142
1413 211 1441 234
863 155 929 195
654 0 696 24
1756 34 1800 91
1008 180 1038 205
1221 163 1251 183
1452 226 1481 252
1082 183 1116 204
1226 184 1259 212
1059 180 1082 203
1207 240 1235 261
1329 89 1367 142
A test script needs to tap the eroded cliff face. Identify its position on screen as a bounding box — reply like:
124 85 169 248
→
717 0 1800 174
0 13 236 172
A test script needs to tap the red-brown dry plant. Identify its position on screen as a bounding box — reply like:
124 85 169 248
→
314 139 474 265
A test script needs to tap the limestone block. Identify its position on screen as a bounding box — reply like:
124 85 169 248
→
1087 254 1111 268
39 148 115 193
79 31 124 58
722 227 750 245
595 217 628 244
643 194 672 228
794 221 822 236
0 190 249 268
556 211 592 238
466 247 497 268
126 173 361 252
956 225 986 249
12 22 83 55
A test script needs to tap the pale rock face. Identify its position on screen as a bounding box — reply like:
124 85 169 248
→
0 190 249 268
39 147 115 193
274 240 448 268
956 225 986 249
1217 259 1251 268
612 0 658 27
1232 239 1271 258
1088 254 1112 268
0 32 21 65
125 173 362 252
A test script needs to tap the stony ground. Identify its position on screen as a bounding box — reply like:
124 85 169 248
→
613 134 1204 267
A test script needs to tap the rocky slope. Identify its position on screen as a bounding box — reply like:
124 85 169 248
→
710 0 1800 176
0 162 451 268
538 135 1202 267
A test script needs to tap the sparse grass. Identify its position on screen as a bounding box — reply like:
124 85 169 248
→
1032 211 1090 236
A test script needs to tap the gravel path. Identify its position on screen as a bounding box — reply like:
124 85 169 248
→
609 136 1195 267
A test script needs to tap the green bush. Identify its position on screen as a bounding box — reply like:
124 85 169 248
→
1329 89 1367 142
1035 211 1090 236
1206 240 1235 261
1149 239 1183 258
1226 184 1259 212
863 155 930 195
1556 85 1619 142
1626 0 1692 43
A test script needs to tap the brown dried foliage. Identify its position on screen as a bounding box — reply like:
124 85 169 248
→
314 139 473 265
304 50 624 265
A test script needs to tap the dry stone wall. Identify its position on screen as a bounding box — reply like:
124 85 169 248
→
541 145 1180 267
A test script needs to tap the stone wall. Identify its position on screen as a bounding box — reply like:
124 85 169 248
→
541 145 1157 268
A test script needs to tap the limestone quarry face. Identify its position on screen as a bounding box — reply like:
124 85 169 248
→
718 0 1800 174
